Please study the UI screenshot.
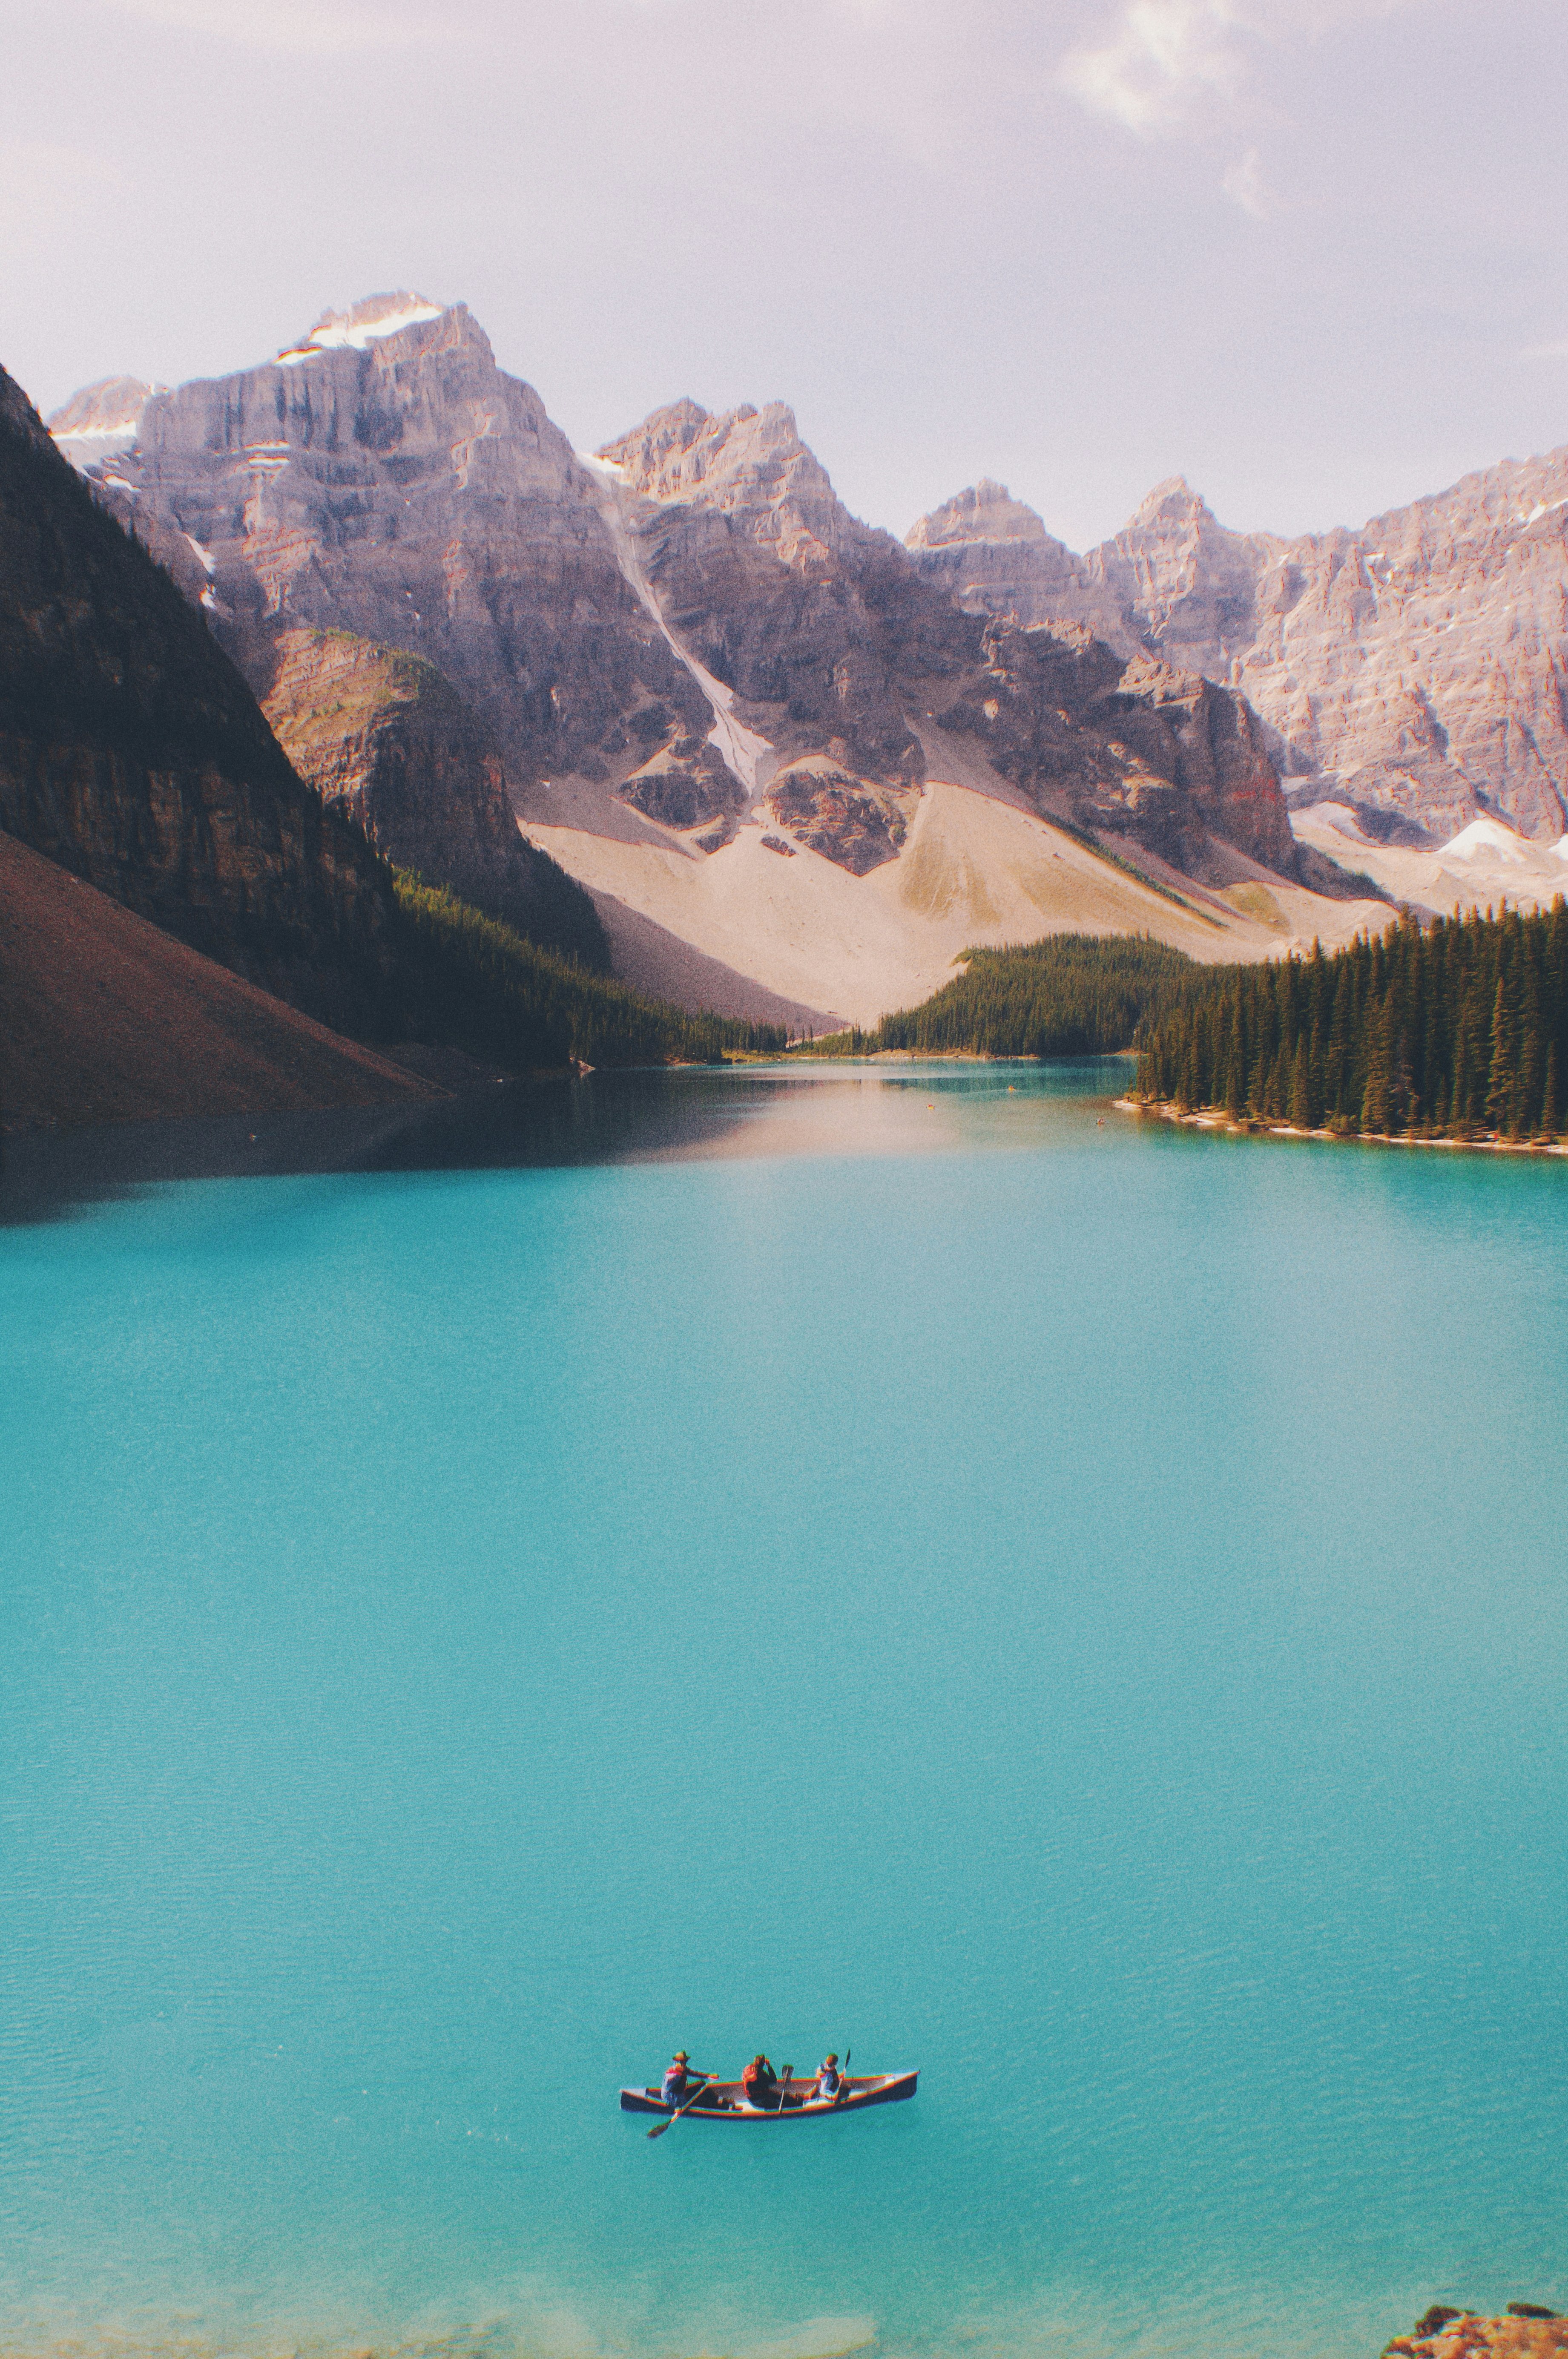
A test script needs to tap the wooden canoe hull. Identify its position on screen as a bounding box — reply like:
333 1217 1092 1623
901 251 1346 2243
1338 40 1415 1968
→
620 2070 917 2120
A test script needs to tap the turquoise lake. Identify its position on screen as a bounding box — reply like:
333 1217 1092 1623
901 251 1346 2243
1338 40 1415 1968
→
3 1060 1565 2359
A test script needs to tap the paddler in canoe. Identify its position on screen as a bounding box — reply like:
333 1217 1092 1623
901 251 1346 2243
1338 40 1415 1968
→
741 2054 784 2110
661 2051 712 2108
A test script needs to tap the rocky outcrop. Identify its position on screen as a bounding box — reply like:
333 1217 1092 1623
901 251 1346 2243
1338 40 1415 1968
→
617 728 746 834
258 626 607 965
0 362 401 1033
907 461 1568 843
934 619 1298 880
1381 2309 1565 2359
763 759 911 874
76 296 712 919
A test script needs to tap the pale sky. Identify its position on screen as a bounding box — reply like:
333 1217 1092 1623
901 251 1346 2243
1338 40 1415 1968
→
2 0 1565 551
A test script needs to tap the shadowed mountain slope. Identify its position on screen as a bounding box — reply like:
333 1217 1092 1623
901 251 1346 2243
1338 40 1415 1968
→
1 361 402 1033
0 829 435 1132
256 625 606 967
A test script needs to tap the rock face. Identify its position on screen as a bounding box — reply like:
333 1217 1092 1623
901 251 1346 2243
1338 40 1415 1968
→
73 294 710 926
935 619 1301 881
907 460 1568 843
597 395 1299 880
0 363 400 1032
257 627 607 966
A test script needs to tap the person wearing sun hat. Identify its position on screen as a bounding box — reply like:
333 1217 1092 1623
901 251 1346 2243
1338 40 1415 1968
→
662 2050 707 2108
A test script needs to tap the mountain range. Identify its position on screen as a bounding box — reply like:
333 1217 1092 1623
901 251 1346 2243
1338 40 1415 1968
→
907 462 1568 846
38 292 1566 1027
36 295 1381 1028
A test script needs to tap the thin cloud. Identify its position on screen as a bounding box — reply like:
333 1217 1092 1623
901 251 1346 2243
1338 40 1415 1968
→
1058 0 1416 139
1521 338 1568 360
1221 144 1274 215
99 0 457 55
1059 0 1245 135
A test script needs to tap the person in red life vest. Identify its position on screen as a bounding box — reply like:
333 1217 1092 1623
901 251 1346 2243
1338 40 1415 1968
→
662 2051 709 2108
741 2054 781 2109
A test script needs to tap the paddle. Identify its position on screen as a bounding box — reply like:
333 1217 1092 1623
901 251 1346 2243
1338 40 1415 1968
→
646 2068 714 2140
776 2063 794 2113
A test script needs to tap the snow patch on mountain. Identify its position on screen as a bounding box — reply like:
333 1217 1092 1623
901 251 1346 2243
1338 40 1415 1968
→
46 376 162 472
1439 817 1536 866
276 292 444 364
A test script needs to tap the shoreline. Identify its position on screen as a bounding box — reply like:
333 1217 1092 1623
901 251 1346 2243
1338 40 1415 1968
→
0 2307 1559 2359
1116 1096 1568 1157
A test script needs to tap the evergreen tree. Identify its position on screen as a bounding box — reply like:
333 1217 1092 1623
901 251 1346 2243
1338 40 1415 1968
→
1486 955 1520 1135
1325 961 1355 1116
1518 938 1545 1134
1541 1041 1560 1139
1289 1038 1311 1127
1362 987 1393 1134
1224 990 1246 1114
1452 995 1477 1133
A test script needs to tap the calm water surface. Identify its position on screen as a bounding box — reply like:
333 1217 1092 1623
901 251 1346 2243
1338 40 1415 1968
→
3 1062 1565 2359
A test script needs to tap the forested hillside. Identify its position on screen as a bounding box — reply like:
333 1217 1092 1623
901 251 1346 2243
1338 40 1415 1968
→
1135 902 1568 1139
873 935 1198 1057
392 877 784 1069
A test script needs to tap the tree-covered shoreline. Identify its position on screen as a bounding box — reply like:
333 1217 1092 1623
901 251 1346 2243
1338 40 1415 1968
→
392 874 786 1069
1134 901 1568 1141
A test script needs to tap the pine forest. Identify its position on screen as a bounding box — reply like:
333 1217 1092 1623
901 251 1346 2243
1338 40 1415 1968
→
1135 902 1568 1140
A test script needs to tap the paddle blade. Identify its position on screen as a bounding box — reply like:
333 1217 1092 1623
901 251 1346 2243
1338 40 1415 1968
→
646 2118 670 2138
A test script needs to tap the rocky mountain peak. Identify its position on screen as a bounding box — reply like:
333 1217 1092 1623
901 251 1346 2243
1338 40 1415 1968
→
46 376 162 471
1088 474 1259 670
1129 474 1209 524
46 294 711 932
601 397 849 574
596 398 712 486
906 479 1049 549
905 477 1132 651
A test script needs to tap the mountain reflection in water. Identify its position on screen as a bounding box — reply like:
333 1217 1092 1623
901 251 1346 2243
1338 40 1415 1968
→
0 1059 1125 1224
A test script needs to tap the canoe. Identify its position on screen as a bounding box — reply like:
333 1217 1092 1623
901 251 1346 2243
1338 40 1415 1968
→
620 2070 917 2120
